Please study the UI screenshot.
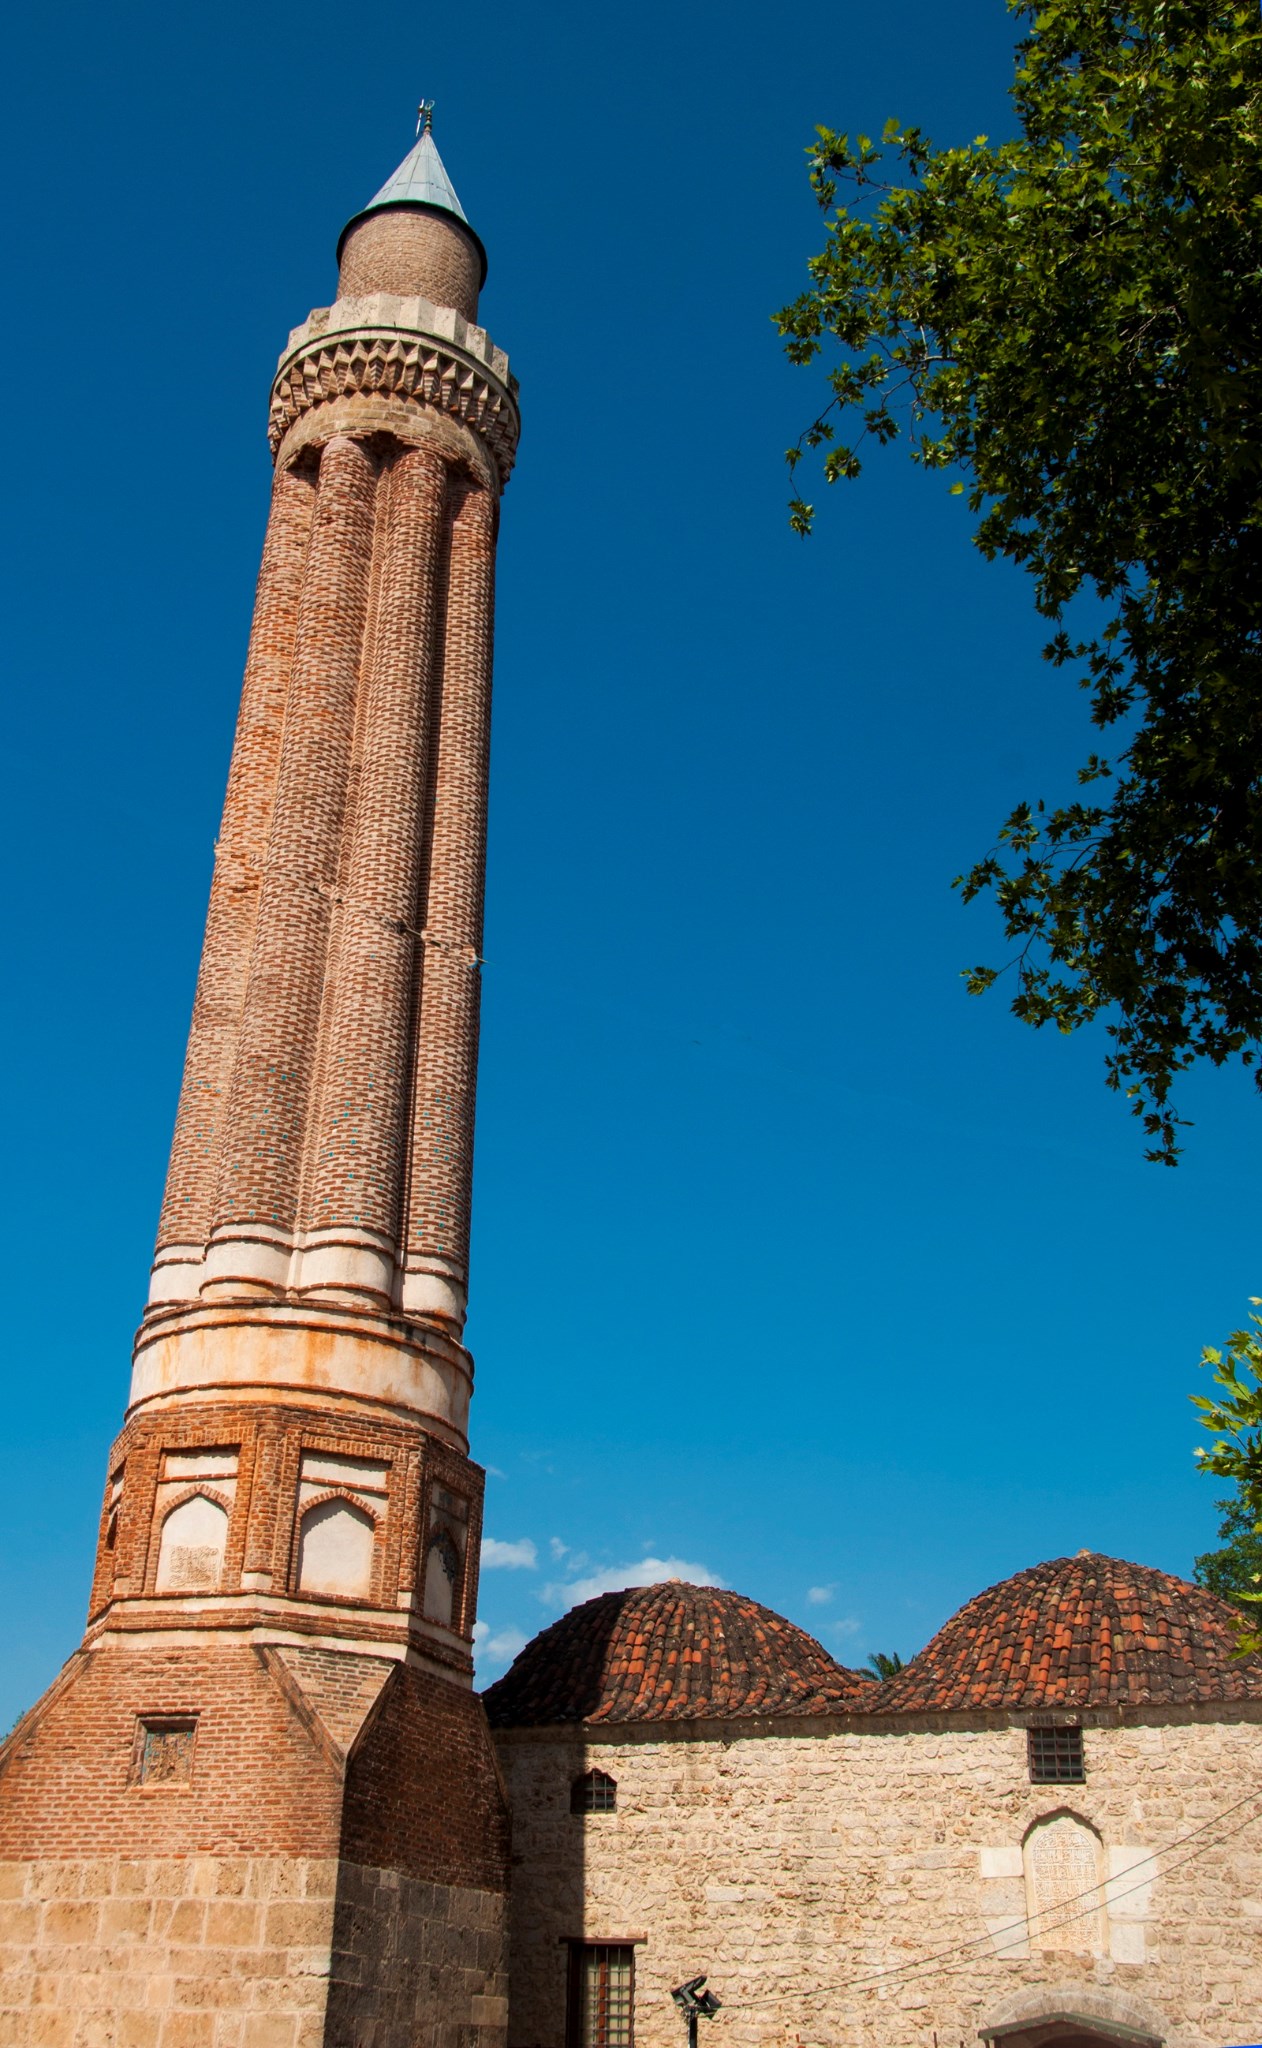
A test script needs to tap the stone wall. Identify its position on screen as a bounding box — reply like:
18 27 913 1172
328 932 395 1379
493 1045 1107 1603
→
0 1855 511 2048
495 1710 1262 2048
325 1867 508 2048
0 1850 338 2048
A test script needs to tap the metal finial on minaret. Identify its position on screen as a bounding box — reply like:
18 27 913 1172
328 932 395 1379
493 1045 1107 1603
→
416 97 435 138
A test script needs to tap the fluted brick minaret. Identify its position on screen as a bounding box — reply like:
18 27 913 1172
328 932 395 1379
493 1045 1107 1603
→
0 114 519 2048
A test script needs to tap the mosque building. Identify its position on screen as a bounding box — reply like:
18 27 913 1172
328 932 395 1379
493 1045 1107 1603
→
0 113 1259 2048
485 1565 1262 2048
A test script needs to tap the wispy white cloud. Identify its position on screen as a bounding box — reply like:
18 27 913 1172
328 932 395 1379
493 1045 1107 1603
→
807 1584 835 1605
473 1620 528 1670
542 1556 723 1611
480 1537 538 1570
825 1616 862 1642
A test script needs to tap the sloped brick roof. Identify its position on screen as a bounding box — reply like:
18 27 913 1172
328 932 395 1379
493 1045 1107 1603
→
877 1552 1262 1712
481 1581 869 1726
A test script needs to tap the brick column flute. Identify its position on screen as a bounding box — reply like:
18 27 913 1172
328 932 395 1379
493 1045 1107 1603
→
151 464 315 1300
301 443 449 1300
204 433 378 1294
405 481 496 1329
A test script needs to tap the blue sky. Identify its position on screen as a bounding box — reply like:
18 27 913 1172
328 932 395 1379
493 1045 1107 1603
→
3 0 1258 1723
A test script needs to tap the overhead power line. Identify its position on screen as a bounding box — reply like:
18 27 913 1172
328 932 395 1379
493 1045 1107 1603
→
724 1783 1262 2017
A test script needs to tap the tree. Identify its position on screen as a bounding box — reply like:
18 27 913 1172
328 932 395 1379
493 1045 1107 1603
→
776 0 1262 1162
864 1650 906 1680
1194 1492 1262 1607
1192 1301 1262 1651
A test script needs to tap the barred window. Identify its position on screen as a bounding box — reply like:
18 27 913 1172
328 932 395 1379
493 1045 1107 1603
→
571 1768 617 1814
1028 1723 1085 1783
567 1944 634 2048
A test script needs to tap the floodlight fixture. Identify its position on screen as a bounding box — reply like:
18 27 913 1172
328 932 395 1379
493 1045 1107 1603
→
672 1976 722 2048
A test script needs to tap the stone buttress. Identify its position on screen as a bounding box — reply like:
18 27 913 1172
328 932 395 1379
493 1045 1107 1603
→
0 118 519 2048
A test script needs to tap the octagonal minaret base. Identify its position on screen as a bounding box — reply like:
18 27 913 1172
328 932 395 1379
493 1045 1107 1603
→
0 118 518 2048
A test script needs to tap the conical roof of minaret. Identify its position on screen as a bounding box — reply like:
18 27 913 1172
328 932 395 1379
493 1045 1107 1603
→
366 127 470 224
336 118 488 283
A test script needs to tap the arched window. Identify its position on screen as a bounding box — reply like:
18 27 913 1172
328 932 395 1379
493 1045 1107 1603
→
105 1468 123 1553
156 1493 229 1593
296 1497 375 1599
571 1767 617 1814
423 1530 461 1628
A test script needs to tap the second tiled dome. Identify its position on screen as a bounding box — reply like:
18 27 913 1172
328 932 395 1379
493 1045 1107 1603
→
876 1552 1262 1712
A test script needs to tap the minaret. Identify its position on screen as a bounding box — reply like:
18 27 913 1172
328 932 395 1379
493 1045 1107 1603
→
0 112 518 2048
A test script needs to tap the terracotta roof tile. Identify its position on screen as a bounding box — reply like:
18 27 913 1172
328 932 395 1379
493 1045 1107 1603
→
877 1553 1262 1712
480 1581 869 1727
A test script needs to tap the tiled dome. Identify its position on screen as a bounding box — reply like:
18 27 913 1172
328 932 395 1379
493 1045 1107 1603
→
877 1552 1262 1712
481 1581 869 1726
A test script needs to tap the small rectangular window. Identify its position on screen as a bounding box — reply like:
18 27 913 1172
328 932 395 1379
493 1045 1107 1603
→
135 1716 198 1786
567 1944 634 2048
572 1768 617 1814
1028 1723 1084 1783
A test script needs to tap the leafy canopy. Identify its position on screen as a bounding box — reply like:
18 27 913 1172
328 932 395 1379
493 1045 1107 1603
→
1192 1303 1262 1652
1193 1491 1262 1609
776 0 1262 1162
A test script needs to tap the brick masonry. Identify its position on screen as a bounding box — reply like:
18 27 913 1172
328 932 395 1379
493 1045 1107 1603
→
337 211 483 320
82 1398 485 1667
149 288 515 1341
158 462 316 1259
305 444 448 1252
212 432 379 1247
404 480 495 1288
149 422 504 1327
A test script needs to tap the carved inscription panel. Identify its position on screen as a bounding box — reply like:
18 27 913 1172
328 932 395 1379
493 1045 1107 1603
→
1024 1812 1106 1955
